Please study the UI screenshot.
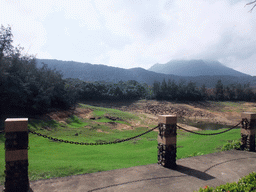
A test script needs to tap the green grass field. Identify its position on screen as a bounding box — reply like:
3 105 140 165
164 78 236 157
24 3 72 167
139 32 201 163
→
0 104 242 186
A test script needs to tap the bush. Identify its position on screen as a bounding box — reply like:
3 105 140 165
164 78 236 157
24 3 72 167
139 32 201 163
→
221 140 241 151
196 172 256 192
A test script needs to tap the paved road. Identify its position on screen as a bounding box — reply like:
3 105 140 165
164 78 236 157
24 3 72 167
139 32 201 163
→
1 150 256 192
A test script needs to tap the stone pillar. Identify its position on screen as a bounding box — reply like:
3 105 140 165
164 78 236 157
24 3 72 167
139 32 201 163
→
157 115 177 169
4 118 30 192
241 112 256 152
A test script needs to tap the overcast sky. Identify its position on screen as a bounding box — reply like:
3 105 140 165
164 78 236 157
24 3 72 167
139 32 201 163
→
1 0 256 75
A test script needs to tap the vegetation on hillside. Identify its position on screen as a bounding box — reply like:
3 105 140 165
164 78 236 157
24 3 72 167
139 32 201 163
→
37 58 256 88
0 25 77 117
152 79 255 101
1 25 255 119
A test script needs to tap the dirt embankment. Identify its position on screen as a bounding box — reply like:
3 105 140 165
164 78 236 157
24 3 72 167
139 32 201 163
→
38 100 255 131
83 100 247 126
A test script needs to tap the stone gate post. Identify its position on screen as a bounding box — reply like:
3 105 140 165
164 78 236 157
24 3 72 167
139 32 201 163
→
157 115 177 169
4 118 31 192
241 112 256 152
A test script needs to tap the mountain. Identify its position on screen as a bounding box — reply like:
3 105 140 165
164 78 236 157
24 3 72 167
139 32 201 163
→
36 59 180 85
36 59 255 88
148 59 249 77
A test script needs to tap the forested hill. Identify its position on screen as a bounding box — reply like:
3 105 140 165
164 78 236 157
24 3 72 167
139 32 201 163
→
36 59 180 85
36 59 256 88
148 59 249 77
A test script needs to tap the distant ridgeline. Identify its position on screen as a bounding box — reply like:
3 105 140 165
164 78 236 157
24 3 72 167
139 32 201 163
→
148 59 248 77
36 59 256 88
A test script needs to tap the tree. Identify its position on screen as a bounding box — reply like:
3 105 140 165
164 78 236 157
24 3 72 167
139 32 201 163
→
186 81 201 101
160 78 168 99
245 1 256 12
0 25 76 116
0 25 13 61
167 79 178 100
215 80 224 101
235 83 244 100
153 80 160 98
177 80 186 100
225 85 235 101
200 84 207 100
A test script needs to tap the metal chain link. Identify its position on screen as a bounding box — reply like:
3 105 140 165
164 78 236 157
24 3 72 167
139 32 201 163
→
241 118 249 129
0 119 248 142
28 125 159 146
177 121 242 136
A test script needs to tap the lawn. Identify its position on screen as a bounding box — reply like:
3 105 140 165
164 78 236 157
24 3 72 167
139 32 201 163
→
0 104 242 186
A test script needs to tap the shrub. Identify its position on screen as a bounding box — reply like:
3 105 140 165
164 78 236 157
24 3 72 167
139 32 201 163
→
196 172 256 192
221 140 241 151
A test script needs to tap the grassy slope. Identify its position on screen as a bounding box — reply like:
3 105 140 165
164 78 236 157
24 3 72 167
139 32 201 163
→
0 102 242 185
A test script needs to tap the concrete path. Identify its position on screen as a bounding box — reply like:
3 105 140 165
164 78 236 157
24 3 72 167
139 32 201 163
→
1 150 256 192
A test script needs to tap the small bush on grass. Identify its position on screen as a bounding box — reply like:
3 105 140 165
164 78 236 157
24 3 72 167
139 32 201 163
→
195 172 256 192
221 140 241 151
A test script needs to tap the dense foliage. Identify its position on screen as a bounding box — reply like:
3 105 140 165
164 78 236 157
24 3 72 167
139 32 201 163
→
151 79 255 101
63 77 255 103
196 172 256 192
64 78 151 101
0 25 76 117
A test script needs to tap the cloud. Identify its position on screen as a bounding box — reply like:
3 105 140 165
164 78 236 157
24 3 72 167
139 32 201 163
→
1 0 256 75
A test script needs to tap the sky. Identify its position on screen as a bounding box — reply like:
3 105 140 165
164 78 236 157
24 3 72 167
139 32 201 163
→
1 0 256 76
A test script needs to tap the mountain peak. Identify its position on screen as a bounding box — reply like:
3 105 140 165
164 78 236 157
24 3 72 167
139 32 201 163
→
148 59 249 77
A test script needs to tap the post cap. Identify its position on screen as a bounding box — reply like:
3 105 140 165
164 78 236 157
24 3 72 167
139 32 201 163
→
241 112 256 120
5 118 28 122
158 115 177 124
5 118 28 132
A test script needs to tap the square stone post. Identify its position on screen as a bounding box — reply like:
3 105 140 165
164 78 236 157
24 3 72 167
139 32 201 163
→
241 112 256 152
4 118 31 192
157 115 177 169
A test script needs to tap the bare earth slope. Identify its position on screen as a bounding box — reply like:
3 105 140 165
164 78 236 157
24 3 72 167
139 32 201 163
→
83 100 256 126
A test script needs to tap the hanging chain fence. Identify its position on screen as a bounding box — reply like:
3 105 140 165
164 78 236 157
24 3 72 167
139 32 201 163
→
26 125 159 146
0 118 249 141
177 120 243 136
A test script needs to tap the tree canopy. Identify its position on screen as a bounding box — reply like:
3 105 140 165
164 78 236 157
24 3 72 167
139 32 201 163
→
0 25 76 117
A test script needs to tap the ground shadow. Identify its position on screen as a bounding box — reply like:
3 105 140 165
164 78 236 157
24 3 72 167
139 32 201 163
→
173 165 215 181
87 164 215 192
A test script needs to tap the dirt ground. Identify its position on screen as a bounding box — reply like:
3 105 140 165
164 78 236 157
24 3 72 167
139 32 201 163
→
82 100 253 126
40 100 256 131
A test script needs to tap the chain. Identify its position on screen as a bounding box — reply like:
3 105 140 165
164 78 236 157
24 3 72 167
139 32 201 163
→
28 125 159 146
0 119 248 142
177 121 242 136
241 118 249 129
